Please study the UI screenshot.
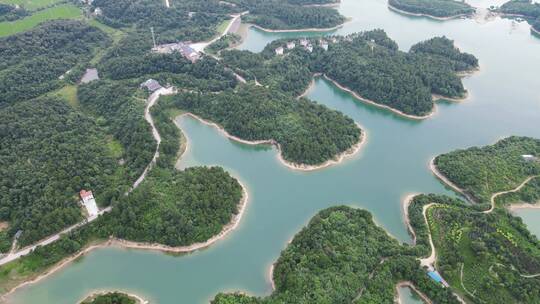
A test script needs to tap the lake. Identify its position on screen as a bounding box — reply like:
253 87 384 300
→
8 0 540 303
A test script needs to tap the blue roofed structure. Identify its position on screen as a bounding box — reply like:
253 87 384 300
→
428 270 449 287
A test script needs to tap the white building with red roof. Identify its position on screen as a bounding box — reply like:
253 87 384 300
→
79 190 99 218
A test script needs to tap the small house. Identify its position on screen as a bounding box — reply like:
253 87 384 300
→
286 41 296 49
319 40 328 51
522 155 537 162
300 38 309 47
140 79 162 92
275 47 284 55
93 7 102 16
79 190 99 218
305 45 313 53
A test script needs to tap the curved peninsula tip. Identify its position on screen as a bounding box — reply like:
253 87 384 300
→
79 291 148 304
388 0 475 20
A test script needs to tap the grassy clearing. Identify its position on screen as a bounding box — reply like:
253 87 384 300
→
106 136 125 159
50 85 79 109
0 4 82 37
87 19 126 66
0 0 63 11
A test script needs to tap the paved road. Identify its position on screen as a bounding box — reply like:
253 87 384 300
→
0 88 175 267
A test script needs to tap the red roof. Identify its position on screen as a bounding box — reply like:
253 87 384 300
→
80 190 93 200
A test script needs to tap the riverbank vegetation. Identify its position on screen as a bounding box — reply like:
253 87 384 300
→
212 206 459 304
434 136 540 204
163 84 362 166
81 291 138 304
499 0 540 32
239 0 345 30
223 30 478 116
388 0 475 19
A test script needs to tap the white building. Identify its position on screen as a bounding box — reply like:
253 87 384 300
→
320 40 329 51
306 45 313 53
79 190 99 218
522 154 537 161
275 46 284 55
300 38 309 47
286 41 296 49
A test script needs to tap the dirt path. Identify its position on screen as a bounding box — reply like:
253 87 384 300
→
0 88 175 267
483 175 539 214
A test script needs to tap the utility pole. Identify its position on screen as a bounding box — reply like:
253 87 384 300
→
151 27 157 49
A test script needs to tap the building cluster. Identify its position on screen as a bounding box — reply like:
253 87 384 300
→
152 42 201 63
275 38 330 55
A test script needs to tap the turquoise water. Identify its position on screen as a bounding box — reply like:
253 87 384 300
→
8 0 540 303
398 286 425 304
514 209 540 237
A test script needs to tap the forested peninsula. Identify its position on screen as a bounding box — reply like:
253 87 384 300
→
433 136 540 205
163 85 362 167
499 0 540 33
212 138 540 304
223 30 478 117
388 0 475 19
80 291 143 304
212 206 459 304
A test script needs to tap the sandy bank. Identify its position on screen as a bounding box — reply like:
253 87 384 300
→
1 182 250 300
388 3 472 21
249 22 344 33
78 290 148 304
429 157 476 203
177 112 366 172
507 202 540 213
402 193 420 245
322 74 435 120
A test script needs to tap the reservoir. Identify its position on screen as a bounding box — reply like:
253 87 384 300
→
8 0 540 303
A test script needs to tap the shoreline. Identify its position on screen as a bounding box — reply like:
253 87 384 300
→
507 202 540 213
387 3 472 21
402 193 420 245
78 290 148 304
322 74 435 120
177 112 367 172
428 157 476 203
1 181 250 300
249 22 344 33
396 281 432 304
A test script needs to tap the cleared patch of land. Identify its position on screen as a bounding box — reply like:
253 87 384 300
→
0 4 82 37
0 0 63 10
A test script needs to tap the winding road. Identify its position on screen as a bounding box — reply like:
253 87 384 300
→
0 87 175 267
483 175 539 214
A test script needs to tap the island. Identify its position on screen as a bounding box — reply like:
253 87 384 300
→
387 0 475 20
499 0 540 34
223 30 479 118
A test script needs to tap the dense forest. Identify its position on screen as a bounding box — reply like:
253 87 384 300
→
212 206 459 304
499 0 540 32
107 166 243 247
224 30 478 116
409 194 540 303
78 80 156 181
0 98 126 247
240 0 345 30
0 20 110 104
388 0 475 18
163 84 362 166
81 292 137 304
434 136 540 204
